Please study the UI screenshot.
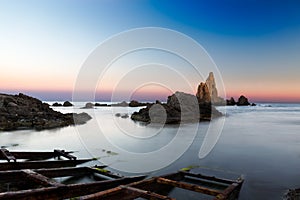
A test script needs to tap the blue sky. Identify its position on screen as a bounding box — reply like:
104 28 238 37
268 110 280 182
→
0 0 300 102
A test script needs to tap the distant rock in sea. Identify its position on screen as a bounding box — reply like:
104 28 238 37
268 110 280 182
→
63 101 73 107
226 97 236 106
237 95 250 106
52 102 63 107
111 101 129 107
129 100 147 107
82 102 94 109
52 101 73 107
0 93 91 131
226 95 255 106
131 91 222 124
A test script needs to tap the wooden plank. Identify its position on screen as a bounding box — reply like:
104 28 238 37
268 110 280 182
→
36 166 106 178
0 176 145 200
21 169 63 187
0 151 74 160
156 177 221 196
89 167 123 179
83 185 175 200
0 159 93 171
80 186 125 200
0 149 16 162
121 185 175 200
213 181 244 200
54 149 76 160
0 170 24 182
180 171 236 185
0 166 106 183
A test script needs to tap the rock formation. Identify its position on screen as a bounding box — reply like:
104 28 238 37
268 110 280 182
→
226 97 236 106
0 93 91 131
226 96 255 106
52 102 62 107
131 91 222 124
196 83 211 103
111 101 129 107
82 102 94 109
237 95 250 106
196 72 225 105
129 100 147 107
63 101 73 107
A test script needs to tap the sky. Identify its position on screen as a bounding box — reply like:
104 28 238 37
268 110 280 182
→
0 0 300 102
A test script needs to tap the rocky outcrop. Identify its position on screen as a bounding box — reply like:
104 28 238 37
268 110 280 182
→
196 83 211 103
131 91 222 124
129 100 147 107
0 93 91 131
111 101 129 107
82 102 94 109
237 95 250 106
226 96 255 106
226 97 236 106
196 72 225 105
94 103 109 107
63 101 73 107
52 102 62 107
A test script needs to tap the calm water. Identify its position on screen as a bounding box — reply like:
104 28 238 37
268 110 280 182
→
1 102 300 200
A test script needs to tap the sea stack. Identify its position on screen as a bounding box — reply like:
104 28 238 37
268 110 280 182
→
196 72 225 105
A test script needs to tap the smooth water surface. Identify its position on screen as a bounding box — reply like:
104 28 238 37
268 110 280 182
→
1 102 300 199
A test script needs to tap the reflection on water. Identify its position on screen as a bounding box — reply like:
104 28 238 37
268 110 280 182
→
1 102 300 199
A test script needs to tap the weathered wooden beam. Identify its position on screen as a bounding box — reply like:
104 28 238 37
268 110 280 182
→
21 169 63 187
121 185 175 200
35 166 105 178
54 149 76 160
0 151 74 160
80 186 125 200
0 159 93 171
89 167 123 179
0 170 24 182
0 166 106 183
156 177 221 196
0 176 145 200
0 149 16 162
180 171 237 185
213 181 244 200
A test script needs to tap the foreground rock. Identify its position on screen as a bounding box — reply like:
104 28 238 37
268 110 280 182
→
0 93 91 131
131 92 222 124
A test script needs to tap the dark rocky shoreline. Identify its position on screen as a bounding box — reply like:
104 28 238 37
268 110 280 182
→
0 93 91 131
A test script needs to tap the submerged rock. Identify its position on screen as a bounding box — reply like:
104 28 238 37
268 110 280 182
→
0 93 91 131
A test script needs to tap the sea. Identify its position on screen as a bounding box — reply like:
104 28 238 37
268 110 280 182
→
1 102 300 200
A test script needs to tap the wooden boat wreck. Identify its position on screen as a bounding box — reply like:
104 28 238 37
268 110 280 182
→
0 149 94 171
0 149 244 199
81 170 244 200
